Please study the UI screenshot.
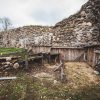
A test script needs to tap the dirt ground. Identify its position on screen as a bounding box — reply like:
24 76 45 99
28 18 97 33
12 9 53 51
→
0 62 100 100
32 62 99 85
31 62 100 99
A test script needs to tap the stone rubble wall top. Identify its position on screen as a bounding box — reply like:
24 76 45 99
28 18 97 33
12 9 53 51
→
0 0 100 48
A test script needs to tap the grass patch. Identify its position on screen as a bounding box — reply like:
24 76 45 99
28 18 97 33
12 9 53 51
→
0 47 25 55
0 73 100 100
0 48 27 59
0 62 100 100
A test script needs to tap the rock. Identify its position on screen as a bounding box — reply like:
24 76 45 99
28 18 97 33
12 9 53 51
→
13 63 19 69
5 62 13 66
81 11 86 16
94 71 100 75
6 62 11 65
86 22 92 26
6 57 12 61
53 80 58 84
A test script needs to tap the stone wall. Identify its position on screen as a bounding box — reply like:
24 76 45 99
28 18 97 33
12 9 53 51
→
0 25 53 48
0 0 100 48
53 0 100 47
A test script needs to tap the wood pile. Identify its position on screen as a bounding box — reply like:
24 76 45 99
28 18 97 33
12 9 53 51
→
0 56 20 72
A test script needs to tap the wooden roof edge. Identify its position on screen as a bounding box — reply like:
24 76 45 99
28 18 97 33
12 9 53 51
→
32 45 84 49
32 45 52 47
51 46 84 49
31 44 100 49
84 44 100 48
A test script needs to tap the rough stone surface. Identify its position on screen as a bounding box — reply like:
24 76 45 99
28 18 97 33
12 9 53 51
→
0 26 53 48
53 0 100 47
0 0 100 48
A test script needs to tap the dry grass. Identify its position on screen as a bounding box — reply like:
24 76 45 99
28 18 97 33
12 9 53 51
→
0 62 100 100
65 62 99 88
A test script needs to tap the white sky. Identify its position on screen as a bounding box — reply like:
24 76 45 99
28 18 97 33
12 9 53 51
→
0 0 88 27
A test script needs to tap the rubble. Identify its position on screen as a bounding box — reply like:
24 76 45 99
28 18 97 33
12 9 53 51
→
53 0 100 47
0 26 53 48
13 63 20 69
6 57 12 61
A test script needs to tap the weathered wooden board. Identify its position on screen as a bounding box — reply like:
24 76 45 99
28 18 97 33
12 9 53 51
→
51 47 84 61
85 45 100 66
32 46 51 54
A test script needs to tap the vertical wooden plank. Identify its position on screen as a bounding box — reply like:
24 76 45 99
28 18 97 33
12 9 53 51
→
25 54 28 70
93 53 96 66
84 50 86 61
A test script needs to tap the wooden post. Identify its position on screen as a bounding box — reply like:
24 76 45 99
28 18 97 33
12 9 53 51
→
25 54 28 70
84 51 86 62
48 53 51 64
93 52 96 67
41 53 44 66
55 56 57 63
54 60 67 83
61 67 67 83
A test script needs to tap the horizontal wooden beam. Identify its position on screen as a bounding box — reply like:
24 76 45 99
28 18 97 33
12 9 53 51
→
0 77 17 80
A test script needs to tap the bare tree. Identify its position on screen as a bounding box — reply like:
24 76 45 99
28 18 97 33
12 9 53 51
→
0 17 12 31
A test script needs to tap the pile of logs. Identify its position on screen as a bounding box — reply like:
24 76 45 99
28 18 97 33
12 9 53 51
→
0 57 20 72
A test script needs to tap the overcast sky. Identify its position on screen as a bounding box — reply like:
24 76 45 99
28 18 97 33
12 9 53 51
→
0 0 88 27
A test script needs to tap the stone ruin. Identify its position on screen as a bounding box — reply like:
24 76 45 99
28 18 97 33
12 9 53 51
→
0 0 100 48
53 0 100 47
0 26 53 48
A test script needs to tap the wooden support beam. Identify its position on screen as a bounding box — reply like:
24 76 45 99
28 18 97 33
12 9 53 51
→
0 77 17 80
93 52 96 67
25 55 28 70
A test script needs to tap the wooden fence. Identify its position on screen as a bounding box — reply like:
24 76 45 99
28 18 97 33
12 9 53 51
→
31 45 100 66
51 47 85 61
84 45 100 66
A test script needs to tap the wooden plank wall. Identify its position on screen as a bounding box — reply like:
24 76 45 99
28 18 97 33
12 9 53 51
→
86 45 100 66
87 48 100 67
94 53 100 65
51 48 84 61
32 46 51 54
31 45 100 64
86 48 94 66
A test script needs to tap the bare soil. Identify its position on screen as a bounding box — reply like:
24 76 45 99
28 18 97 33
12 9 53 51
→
0 62 100 100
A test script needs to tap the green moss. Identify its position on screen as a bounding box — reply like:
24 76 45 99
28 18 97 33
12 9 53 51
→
0 47 25 55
